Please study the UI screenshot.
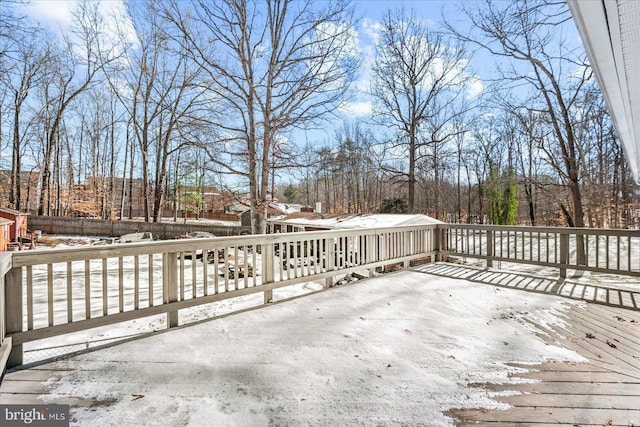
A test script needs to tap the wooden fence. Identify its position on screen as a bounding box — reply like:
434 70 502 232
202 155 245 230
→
2 225 436 369
28 216 250 239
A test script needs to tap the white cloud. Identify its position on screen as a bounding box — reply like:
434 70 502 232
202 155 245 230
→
465 77 484 99
361 18 383 45
22 0 134 45
338 100 373 116
22 0 78 30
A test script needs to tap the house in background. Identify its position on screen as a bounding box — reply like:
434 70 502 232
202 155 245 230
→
268 213 442 233
0 218 14 251
0 208 30 242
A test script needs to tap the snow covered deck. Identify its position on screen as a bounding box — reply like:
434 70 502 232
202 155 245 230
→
2 265 639 426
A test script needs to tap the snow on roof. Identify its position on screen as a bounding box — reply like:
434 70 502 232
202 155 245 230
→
268 202 303 215
270 213 442 229
0 207 30 216
334 213 442 229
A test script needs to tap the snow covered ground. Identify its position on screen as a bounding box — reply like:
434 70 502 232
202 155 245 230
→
35 268 585 426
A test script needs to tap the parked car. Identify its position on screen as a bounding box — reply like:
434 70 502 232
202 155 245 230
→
186 231 215 239
91 237 119 245
120 232 154 243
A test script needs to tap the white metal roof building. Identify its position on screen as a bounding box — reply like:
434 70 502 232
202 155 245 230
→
568 0 640 183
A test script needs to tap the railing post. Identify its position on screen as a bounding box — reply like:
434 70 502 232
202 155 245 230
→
325 240 335 288
433 227 441 262
263 243 274 303
6 266 23 368
560 233 569 279
486 229 494 268
163 252 179 328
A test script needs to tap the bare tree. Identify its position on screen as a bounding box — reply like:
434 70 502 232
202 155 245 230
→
371 7 469 213
36 0 119 215
105 0 205 222
452 0 590 231
1 33 49 210
168 0 359 233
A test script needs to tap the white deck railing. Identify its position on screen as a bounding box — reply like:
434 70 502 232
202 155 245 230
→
1 225 436 369
440 224 640 278
3 223 640 373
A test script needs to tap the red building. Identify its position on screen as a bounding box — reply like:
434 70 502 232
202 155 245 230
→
0 208 30 242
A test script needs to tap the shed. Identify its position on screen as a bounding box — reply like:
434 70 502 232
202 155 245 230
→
0 208 30 241
0 218 14 251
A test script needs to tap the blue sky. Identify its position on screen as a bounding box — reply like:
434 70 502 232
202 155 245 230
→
20 0 484 138
17 0 583 187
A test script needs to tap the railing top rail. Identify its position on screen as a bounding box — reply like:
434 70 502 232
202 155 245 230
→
439 223 640 236
9 224 437 268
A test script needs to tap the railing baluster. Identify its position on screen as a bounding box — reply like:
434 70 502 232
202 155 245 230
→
119 257 124 313
27 266 33 330
134 255 140 310
48 264 54 326
85 260 91 319
148 254 154 307
472 229 476 255
213 249 219 294
191 251 197 297
243 245 249 288
224 246 230 292
628 236 632 272
180 253 185 300
67 262 73 322
465 229 469 256
102 259 108 316
204 247 209 294
293 241 300 280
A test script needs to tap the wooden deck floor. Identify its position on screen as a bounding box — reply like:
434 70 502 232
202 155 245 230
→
2 264 640 425
424 265 640 426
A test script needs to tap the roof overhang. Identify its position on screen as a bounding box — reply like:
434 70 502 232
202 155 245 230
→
567 0 640 184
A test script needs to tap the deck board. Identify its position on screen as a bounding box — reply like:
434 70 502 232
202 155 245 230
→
477 381 640 395
453 407 639 426
449 293 640 425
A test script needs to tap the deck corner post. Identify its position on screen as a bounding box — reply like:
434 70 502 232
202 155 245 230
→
6 266 23 368
163 252 179 328
486 229 494 268
560 233 569 279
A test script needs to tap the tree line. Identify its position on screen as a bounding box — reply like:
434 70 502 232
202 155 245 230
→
0 0 636 233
